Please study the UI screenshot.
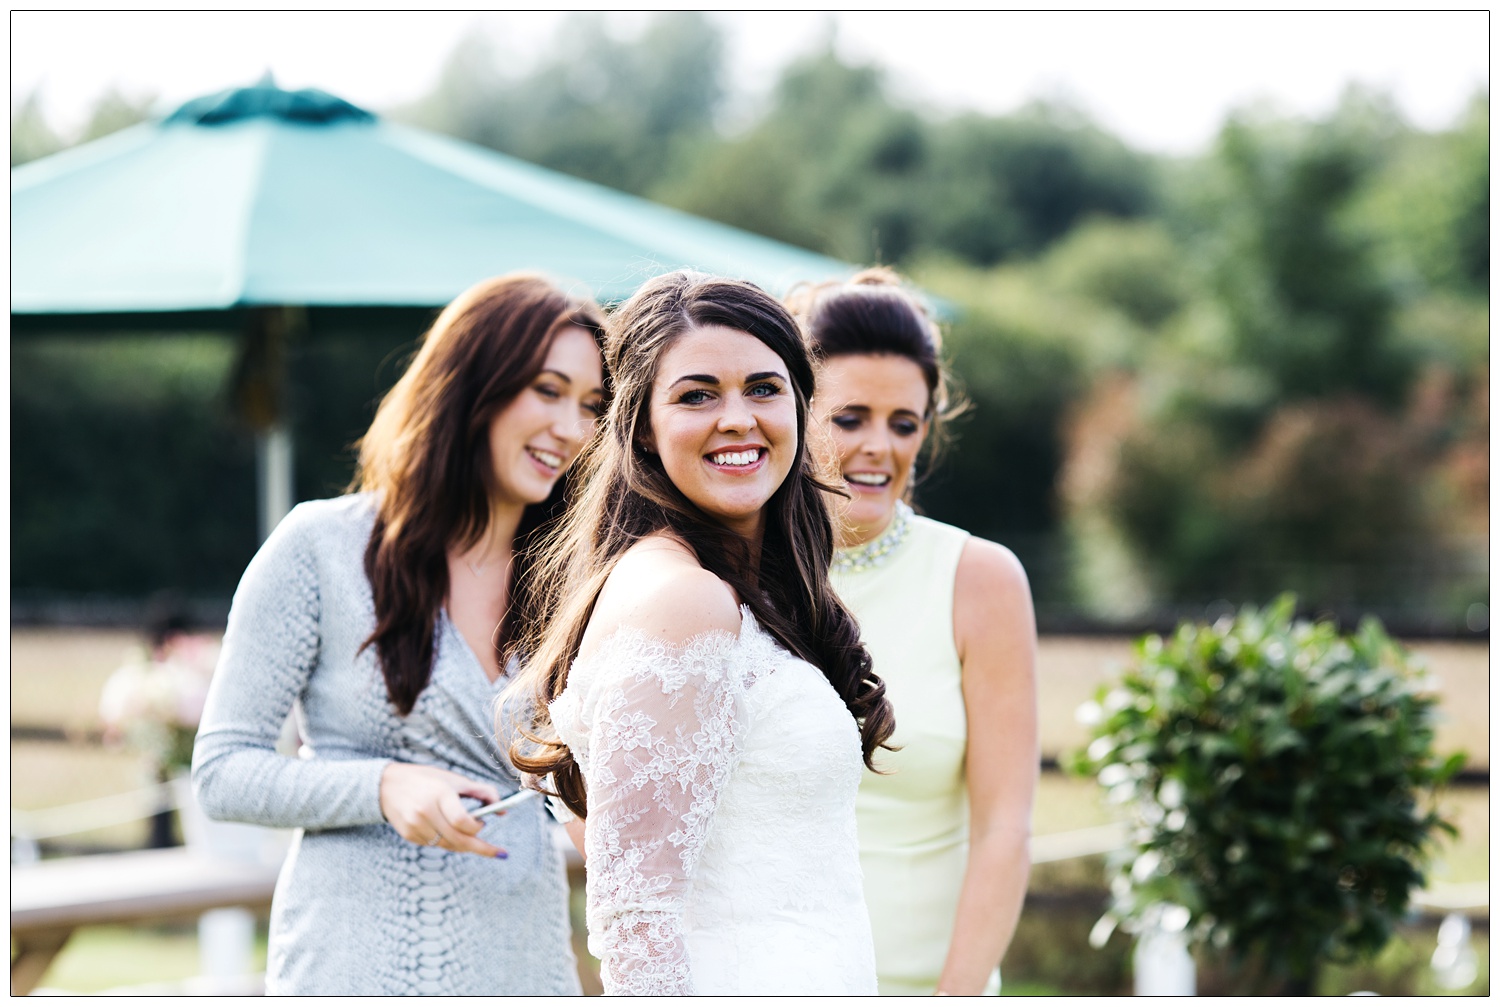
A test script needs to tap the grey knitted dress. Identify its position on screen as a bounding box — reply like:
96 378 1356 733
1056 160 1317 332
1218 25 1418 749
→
192 494 579 996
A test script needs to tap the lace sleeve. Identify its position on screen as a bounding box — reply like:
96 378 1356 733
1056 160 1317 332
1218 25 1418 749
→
576 630 746 996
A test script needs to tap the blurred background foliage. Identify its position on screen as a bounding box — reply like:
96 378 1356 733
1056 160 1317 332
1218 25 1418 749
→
11 12 1488 631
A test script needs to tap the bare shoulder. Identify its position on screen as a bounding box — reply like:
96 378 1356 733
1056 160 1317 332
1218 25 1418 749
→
955 536 1031 603
585 534 742 650
953 536 1036 663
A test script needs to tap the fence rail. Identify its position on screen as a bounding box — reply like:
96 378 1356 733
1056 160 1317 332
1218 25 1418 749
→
12 595 1490 641
13 792 1488 921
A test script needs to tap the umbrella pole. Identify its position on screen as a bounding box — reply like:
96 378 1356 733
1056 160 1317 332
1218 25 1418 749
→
234 306 304 542
256 424 294 542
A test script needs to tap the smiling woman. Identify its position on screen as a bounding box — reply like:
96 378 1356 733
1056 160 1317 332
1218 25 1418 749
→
483 327 604 500
793 268 1039 996
822 352 931 543
506 270 894 995
190 273 606 995
646 325 799 539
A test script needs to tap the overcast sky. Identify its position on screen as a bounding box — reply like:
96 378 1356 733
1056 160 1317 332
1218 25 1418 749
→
10 11 1489 155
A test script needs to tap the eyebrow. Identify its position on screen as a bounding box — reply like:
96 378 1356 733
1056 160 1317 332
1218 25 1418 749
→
667 369 788 390
540 368 605 395
835 403 923 418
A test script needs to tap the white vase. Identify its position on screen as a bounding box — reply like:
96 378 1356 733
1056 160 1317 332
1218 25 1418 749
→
1133 905 1196 996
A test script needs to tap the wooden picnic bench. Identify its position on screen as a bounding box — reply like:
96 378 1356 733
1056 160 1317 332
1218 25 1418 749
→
10 847 281 995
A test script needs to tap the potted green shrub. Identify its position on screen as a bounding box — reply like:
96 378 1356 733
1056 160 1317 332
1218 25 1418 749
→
1070 595 1463 994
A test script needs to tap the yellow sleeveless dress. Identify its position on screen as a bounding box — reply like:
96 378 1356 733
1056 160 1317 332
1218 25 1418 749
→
831 504 1001 996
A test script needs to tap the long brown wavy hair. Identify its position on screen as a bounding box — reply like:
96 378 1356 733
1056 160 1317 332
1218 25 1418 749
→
507 271 895 818
351 273 606 715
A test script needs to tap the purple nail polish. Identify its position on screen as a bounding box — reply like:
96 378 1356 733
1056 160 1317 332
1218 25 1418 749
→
495 850 509 859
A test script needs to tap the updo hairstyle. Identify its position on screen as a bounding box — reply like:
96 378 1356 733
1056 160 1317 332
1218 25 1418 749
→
787 267 967 467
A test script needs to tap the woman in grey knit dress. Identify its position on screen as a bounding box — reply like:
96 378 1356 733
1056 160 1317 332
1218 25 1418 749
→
192 274 607 995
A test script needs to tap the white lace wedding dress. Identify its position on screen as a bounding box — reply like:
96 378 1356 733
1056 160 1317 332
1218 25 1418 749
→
550 608 879 996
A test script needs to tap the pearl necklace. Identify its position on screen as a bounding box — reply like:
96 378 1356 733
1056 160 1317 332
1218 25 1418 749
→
832 501 913 575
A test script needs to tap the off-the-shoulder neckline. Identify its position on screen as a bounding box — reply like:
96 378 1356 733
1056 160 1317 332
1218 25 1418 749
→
573 604 763 669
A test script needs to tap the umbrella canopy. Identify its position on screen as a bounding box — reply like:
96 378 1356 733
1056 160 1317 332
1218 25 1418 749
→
11 81 864 544
12 81 855 318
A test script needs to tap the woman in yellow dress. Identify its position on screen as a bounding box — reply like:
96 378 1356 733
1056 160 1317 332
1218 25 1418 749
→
792 269 1038 995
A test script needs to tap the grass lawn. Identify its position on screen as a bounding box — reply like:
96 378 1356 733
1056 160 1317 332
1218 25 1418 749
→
27 923 268 994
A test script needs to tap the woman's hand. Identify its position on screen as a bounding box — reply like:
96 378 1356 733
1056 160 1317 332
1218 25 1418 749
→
378 762 508 858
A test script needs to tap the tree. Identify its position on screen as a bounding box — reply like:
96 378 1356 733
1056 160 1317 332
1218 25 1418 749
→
397 12 725 198
1356 92 1489 299
78 86 156 142
925 102 1157 265
11 89 65 166
1057 93 1474 622
663 48 915 259
913 259 1087 607
1185 96 1411 411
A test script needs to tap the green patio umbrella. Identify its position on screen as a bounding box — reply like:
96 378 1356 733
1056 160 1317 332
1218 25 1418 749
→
12 81 857 538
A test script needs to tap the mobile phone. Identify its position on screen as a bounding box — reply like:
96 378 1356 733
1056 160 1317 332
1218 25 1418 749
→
471 789 541 818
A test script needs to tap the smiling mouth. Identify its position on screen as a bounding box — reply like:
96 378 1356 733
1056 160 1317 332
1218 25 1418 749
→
708 447 765 468
527 447 564 471
845 472 891 487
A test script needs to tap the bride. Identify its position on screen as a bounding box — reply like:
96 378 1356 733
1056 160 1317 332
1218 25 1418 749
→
507 271 894 995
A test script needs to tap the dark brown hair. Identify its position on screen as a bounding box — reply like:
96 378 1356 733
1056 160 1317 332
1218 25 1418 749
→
507 271 895 817
787 266 967 467
351 273 606 715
